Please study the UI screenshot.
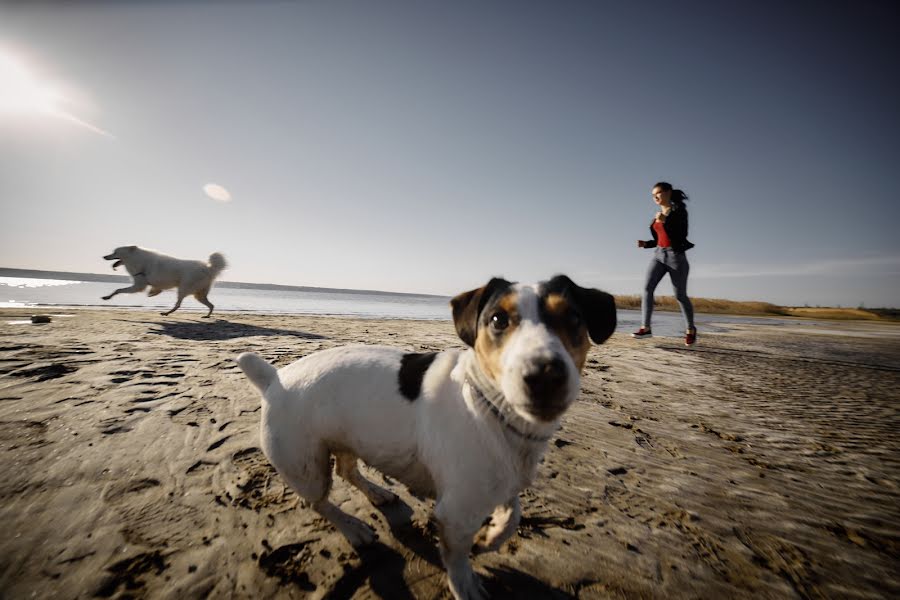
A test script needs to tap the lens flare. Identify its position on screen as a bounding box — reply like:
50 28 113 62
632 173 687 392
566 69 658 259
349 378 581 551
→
0 49 114 138
203 183 232 202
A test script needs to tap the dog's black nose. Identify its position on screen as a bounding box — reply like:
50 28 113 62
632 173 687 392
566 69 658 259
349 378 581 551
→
524 357 567 397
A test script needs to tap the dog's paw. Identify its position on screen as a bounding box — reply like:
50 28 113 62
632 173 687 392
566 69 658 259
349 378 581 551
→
338 515 378 547
366 485 398 507
101 295 112 301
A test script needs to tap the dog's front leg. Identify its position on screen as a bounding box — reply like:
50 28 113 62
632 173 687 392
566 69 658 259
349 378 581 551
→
102 281 147 300
435 497 488 600
473 496 521 554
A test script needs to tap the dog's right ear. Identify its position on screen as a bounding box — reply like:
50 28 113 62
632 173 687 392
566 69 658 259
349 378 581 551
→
450 277 511 347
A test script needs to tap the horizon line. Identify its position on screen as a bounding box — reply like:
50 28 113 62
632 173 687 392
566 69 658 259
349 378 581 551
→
0 267 450 300
2 267 897 310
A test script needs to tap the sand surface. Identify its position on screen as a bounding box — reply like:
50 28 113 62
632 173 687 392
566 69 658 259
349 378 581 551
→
1 308 898 599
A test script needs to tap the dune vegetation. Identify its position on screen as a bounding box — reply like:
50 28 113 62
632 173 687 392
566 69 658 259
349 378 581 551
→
613 295 899 321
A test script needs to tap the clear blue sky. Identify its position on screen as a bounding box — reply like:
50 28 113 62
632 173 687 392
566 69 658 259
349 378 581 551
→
1 1 897 307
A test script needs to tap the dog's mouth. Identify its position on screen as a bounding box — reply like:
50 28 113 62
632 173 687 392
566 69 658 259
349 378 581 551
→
524 399 569 423
103 255 123 269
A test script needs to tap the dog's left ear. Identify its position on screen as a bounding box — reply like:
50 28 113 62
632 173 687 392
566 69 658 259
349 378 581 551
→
450 277 512 347
547 275 617 344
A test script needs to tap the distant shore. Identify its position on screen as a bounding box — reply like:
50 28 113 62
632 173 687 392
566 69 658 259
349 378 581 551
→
0 267 447 299
3 267 897 322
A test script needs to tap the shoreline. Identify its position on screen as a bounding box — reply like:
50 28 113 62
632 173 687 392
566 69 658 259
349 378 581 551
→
1 308 898 598
5 302 900 335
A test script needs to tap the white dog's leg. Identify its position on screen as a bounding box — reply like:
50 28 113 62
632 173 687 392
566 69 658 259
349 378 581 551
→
473 496 520 554
276 447 377 548
193 289 215 318
435 497 488 600
102 282 147 301
335 452 398 506
161 291 186 316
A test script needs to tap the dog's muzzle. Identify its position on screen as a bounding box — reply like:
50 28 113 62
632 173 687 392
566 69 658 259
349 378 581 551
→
523 357 570 421
103 255 123 269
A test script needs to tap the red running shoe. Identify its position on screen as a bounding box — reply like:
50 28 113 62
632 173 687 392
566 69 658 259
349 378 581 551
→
631 327 652 339
685 329 697 346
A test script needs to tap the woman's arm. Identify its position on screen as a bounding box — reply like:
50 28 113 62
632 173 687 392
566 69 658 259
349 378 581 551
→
666 209 688 244
639 222 658 248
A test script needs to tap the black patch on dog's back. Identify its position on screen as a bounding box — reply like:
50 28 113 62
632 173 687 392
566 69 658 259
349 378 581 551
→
398 352 438 401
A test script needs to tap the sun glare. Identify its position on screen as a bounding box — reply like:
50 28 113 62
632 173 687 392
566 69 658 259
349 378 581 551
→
0 53 59 114
0 50 114 138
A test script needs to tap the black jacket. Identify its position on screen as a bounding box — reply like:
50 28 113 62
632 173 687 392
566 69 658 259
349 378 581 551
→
643 205 695 252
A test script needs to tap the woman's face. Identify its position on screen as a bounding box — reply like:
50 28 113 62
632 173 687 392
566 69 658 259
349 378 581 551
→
652 186 671 208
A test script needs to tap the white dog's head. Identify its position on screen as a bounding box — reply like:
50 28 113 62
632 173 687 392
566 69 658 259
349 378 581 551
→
451 275 616 424
103 245 139 270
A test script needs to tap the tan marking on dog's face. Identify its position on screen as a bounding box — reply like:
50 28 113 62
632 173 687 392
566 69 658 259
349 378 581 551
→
542 293 591 371
474 290 519 383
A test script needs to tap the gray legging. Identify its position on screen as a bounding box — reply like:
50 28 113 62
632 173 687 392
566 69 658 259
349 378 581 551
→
642 247 695 331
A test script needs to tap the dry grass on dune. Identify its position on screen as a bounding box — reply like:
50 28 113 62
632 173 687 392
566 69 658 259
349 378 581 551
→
614 294 788 316
782 307 896 321
614 295 897 321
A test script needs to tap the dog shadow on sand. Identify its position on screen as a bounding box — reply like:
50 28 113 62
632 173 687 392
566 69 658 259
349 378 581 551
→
126 319 328 342
322 496 575 599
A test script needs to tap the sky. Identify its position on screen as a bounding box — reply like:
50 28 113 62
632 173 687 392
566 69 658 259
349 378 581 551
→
1 1 898 307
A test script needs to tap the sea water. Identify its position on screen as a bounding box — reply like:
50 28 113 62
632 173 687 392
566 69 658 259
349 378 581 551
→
0 276 813 339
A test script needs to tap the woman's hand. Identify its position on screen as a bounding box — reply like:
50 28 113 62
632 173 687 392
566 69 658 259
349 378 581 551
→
637 240 646 248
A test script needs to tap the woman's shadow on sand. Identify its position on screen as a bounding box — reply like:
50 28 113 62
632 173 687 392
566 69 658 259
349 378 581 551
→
322 497 575 599
127 319 328 342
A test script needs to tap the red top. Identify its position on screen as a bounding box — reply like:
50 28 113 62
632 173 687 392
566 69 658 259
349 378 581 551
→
653 220 671 247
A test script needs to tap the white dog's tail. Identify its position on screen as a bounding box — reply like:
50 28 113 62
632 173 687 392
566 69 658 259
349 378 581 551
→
236 353 278 394
208 253 227 278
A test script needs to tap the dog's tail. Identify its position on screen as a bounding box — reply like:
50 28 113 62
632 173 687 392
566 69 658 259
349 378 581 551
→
236 353 278 394
208 253 227 278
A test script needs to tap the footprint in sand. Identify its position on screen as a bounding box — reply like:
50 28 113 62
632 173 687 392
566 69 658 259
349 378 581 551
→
10 363 78 381
222 447 296 511
94 550 169 598
102 478 162 504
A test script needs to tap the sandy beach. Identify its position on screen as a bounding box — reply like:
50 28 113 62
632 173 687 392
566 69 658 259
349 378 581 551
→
1 307 898 599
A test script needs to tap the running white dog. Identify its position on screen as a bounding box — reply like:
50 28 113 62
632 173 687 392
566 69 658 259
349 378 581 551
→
236 275 616 599
101 245 227 318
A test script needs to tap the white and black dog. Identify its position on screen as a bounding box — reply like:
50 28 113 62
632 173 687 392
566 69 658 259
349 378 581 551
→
237 275 616 599
102 245 227 317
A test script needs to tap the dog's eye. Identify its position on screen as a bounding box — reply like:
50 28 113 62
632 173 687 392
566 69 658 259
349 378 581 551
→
490 311 509 331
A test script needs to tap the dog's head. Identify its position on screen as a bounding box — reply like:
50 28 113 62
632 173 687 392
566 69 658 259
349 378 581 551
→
103 245 138 269
451 275 616 423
